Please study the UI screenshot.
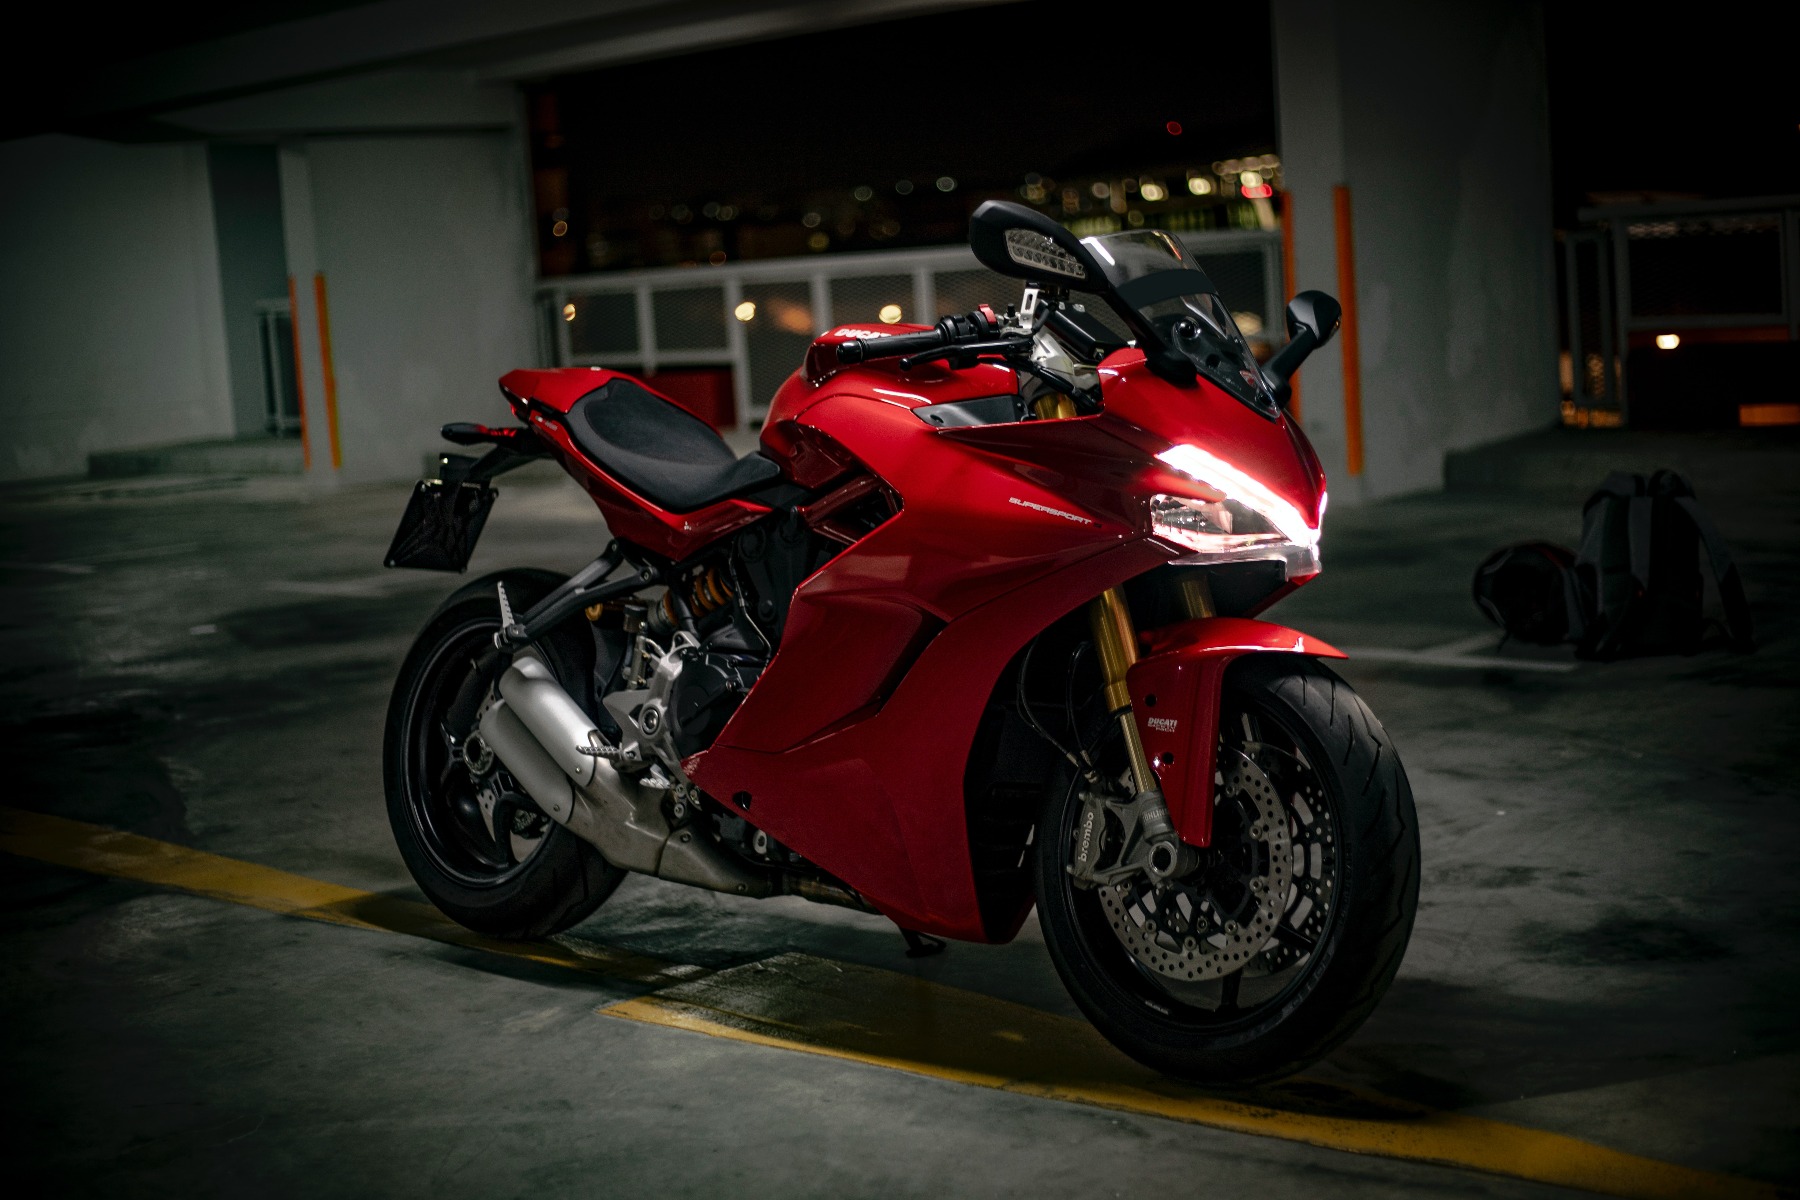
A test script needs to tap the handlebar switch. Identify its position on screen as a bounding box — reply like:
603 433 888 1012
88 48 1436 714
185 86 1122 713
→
937 309 998 342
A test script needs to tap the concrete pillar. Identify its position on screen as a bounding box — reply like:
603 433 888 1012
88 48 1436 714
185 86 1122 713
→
302 132 537 484
1273 0 1559 503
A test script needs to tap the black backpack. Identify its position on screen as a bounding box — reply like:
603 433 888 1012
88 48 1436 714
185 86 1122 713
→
1473 470 1754 659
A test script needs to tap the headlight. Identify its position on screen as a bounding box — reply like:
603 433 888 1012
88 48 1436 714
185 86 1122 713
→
1153 443 1323 576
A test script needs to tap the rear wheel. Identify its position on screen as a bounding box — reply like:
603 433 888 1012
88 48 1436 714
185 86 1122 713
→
383 570 624 938
1036 654 1418 1084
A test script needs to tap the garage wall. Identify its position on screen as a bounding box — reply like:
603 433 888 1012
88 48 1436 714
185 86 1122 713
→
1274 0 1558 502
291 133 537 483
0 135 232 481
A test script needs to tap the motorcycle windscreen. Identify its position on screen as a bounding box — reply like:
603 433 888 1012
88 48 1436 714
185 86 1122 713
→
1081 228 1275 414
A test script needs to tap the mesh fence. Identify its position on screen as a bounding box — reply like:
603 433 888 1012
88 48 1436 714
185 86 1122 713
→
829 274 915 327
1184 246 1271 339
653 285 729 351
933 268 1018 319
740 280 815 407
1626 216 1783 318
567 291 637 357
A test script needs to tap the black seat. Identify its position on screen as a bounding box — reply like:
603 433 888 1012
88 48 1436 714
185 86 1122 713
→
565 379 782 512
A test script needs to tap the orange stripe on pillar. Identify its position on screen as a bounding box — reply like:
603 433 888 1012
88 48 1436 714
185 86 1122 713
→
286 276 312 471
1332 185 1364 477
1278 190 1300 421
312 272 343 471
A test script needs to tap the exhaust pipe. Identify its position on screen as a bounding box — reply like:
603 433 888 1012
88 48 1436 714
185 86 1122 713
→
495 654 602 789
478 657 770 898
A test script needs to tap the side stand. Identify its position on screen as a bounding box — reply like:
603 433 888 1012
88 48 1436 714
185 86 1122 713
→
900 928 946 959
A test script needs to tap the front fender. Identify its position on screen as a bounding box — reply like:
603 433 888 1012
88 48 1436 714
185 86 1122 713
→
1126 617 1346 848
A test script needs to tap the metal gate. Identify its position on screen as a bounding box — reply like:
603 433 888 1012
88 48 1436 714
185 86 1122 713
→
1563 194 1800 426
538 230 1283 428
1562 229 1620 420
254 297 302 438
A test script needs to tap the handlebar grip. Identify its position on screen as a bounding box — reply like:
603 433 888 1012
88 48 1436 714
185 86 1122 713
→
836 328 945 365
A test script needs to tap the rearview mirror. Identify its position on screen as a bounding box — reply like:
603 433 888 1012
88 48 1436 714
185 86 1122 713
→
1263 290 1342 408
1285 291 1342 346
967 200 1201 386
968 200 1109 291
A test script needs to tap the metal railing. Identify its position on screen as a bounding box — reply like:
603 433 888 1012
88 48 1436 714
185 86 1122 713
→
254 297 302 437
1564 194 1800 424
537 230 1283 427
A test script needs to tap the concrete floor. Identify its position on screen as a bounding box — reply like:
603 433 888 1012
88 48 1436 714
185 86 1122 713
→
1 440 1795 1198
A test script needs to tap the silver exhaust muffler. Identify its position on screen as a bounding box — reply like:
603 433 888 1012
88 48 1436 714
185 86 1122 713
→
477 655 769 898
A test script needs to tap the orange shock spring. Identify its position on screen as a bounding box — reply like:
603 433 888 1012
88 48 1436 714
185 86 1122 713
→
658 565 734 628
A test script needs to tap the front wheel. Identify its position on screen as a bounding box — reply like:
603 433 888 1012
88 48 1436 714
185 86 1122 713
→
1036 654 1419 1085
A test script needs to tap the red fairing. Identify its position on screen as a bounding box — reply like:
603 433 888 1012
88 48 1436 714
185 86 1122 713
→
1127 618 1345 848
498 368 772 561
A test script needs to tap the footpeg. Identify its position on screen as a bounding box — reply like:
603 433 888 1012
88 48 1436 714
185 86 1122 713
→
494 581 527 648
576 730 626 760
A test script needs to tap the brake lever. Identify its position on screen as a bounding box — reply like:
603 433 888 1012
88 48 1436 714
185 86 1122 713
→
897 335 1033 371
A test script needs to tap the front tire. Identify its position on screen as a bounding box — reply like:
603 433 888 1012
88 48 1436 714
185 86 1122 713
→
1036 654 1419 1085
383 570 625 938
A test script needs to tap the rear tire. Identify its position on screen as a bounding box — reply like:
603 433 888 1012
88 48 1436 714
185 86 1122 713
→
1036 654 1418 1085
383 570 625 938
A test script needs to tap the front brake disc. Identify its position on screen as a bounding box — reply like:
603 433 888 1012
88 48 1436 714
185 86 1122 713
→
1099 753 1293 982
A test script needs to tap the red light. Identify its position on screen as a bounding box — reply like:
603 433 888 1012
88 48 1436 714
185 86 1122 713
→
1241 183 1274 199
1165 121 1183 136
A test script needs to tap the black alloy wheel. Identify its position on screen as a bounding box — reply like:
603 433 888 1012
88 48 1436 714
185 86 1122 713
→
1036 653 1419 1085
384 570 624 938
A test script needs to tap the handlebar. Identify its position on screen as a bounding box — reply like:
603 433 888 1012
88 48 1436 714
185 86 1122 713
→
836 309 1000 365
835 327 944 364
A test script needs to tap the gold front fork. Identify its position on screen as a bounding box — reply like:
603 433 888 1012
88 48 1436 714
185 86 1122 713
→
1085 572 1217 797
1087 587 1159 795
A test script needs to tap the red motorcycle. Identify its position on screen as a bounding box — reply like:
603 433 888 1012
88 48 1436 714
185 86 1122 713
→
383 201 1419 1083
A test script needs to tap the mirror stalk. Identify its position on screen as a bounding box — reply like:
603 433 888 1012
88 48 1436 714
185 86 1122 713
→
1263 290 1343 410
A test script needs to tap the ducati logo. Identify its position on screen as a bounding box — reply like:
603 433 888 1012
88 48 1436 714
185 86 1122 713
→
1009 496 1094 525
1146 716 1179 733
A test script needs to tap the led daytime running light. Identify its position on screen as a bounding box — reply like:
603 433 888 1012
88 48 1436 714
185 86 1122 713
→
1155 443 1319 547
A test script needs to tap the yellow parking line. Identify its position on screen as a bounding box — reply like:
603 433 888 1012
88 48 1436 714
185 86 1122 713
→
0 806 699 987
601 954 1776 1200
1 806 1777 1198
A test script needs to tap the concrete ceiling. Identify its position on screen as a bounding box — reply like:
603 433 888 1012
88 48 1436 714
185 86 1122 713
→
9 0 1024 141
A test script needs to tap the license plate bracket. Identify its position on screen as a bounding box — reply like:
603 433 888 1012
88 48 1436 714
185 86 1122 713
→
383 477 497 572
